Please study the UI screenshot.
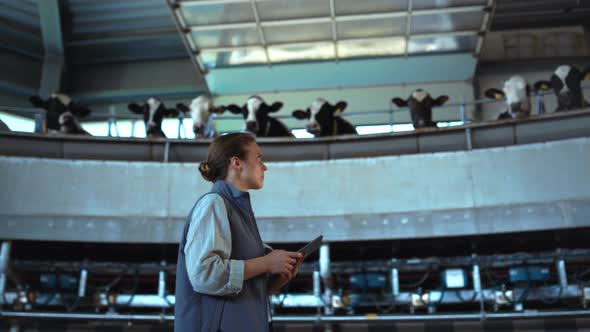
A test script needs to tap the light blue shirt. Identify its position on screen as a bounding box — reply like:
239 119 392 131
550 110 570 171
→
184 194 245 296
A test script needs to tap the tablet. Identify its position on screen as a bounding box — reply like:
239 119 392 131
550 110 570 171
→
298 235 323 258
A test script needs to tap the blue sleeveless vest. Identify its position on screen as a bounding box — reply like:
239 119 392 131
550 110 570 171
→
174 181 269 332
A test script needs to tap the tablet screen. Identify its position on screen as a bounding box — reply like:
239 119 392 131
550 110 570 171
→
297 235 323 258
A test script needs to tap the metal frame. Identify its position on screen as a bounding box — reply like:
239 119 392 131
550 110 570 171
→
328 0 338 61
475 0 496 56
1 107 589 162
171 0 489 69
174 31 479 53
3 248 590 323
166 0 211 95
249 0 271 65
187 6 486 31
3 310 590 323
0 286 584 310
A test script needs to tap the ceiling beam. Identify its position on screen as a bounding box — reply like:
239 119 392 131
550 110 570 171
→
187 5 487 31
37 0 64 98
196 30 479 53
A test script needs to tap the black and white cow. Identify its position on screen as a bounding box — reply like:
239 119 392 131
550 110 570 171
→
484 75 550 120
225 95 292 137
392 90 448 129
176 95 225 139
292 98 355 137
29 93 91 135
128 97 179 138
534 65 590 111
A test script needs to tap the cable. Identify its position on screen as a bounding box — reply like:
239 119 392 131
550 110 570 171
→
400 266 432 289
455 289 478 303
119 268 139 308
57 271 81 312
276 282 289 309
540 283 563 305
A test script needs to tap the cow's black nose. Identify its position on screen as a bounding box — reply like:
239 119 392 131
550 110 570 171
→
307 123 320 134
193 124 204 135
246 121 258 134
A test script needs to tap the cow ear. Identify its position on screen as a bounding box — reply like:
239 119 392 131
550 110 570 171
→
176 103 190 114
166 108 180 118
392 98 408 107
212 105 226 114
292 110 310 120
268 102 283 113
484 88 505 100
128 103 144 114
224 104 243 114
582 67 590 81
433 95 449 106
29 95 46 108
334 101 347 114
533 81 551 92
70 103 91 118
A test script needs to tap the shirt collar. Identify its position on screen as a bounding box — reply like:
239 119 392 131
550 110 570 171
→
213 180 250 200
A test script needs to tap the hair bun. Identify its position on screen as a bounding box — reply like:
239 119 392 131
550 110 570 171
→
199 162 210 173
199 161 215 181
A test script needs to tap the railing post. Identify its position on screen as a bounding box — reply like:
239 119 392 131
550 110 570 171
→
391 258 399 302
34 111 45 133
107 106 119 137
389 105 395 133
472 254 485 319
0 241 12 305
177 112 185 139
320 244 333 315
536 92 546 115
461 97 473 150
556 249 568 288
131 120 136 138
460 96 466 124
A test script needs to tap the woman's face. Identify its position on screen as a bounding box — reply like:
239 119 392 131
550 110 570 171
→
240 142 267 190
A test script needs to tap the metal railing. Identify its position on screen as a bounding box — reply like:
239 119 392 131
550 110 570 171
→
1 88 588 139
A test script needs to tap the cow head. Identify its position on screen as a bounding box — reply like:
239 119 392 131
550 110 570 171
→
29 93 91 133
392 90 448 128
534 65 590 111
177 95 225 138
128 97 179 138
225 96 283 136
292 98 348 136
485 76 552 119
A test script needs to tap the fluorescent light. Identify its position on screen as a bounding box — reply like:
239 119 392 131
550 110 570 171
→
355 124 392 135
291 129 314 139
0 112 35 132
81 122 109 136
437 121 464 128
392 123 415 132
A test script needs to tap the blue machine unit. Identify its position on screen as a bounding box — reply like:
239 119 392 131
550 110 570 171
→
40 273 78 290
509 266 550 283
349 273 387 289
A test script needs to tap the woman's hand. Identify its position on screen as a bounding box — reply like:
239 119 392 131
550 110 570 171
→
265 250 302 278
280 256 302 280
269 256 303 294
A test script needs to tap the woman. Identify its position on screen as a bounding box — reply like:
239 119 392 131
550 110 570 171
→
175 132 302 332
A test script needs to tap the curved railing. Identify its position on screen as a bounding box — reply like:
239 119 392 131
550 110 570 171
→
1 107 590 162
2 88 587 138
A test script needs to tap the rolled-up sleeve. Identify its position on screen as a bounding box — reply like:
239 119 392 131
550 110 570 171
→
184 194 244 296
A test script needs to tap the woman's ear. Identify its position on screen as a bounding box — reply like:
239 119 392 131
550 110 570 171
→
229 156 242 170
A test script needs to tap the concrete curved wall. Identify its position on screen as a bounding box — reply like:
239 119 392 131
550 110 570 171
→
1 137 589 243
